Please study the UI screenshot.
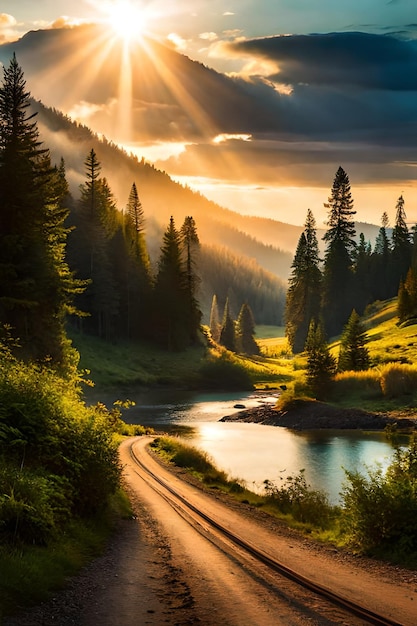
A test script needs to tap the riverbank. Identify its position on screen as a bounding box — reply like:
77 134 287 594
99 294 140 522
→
220 399 417 431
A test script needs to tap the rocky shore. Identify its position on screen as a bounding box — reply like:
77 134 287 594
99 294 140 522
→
220 399 417 431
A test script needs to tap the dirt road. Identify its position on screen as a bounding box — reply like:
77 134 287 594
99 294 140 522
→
6 436 417 625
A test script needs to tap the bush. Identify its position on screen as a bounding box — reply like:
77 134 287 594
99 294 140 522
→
379 363 417 398
0 347 121 545
263 470 335 528
341 435 417 557
0 464 70 544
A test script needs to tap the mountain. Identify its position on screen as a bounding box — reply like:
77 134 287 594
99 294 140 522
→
33 101 293 279
33 102 382 286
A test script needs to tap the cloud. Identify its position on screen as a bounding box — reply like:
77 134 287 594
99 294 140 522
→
225 32 417 91
66 99 117 124
0 13 16 29
50 16 82 30
0 13 19 43
199 32 218 42
166 32 189 52
154 136 417 188
3 24 417 204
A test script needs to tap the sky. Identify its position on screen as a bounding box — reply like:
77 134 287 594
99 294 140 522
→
1 0 417 227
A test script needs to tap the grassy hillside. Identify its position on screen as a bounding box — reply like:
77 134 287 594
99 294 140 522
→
74 298 417 415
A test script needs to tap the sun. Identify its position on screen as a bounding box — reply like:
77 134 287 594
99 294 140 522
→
102 0 147 43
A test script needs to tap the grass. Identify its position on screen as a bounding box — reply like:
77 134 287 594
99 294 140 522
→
255 325 286 340
0 489 132 619
70 329 208 389
324 300 417 412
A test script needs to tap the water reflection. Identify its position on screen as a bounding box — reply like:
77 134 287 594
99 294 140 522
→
94 388 400 504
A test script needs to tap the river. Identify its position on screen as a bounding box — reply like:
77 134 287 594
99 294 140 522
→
104 388 401 504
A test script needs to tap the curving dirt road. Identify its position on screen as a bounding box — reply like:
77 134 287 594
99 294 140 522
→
113 437 416 626
6 436 417 625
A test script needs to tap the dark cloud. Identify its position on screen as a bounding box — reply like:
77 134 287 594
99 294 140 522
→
156 136 417 186
227 32 417 90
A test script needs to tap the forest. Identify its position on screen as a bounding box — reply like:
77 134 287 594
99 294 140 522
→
285 169 417 353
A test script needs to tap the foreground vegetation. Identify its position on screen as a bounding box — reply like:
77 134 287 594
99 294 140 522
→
0 339 152 617
152 435 417 568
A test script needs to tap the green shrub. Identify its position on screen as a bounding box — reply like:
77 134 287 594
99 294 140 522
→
341 435 417 557
379 363 417 398
0 464 70 544
263 470 335 528
0 346 121 545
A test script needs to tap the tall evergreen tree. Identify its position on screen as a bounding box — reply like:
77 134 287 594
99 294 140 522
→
153 217 189 350
71 150 119 339
391 195 411 291
322 166 357 337
338 309 370 372
371 212 391 301
123 182 152 339
353 233 372 314
236 303 259 355
305 319 336 400
219 297 236 351
0 55 81 366
180 216 202 344
285 209 322 352
397 268 417 323
209 294 221 342
125 182 150 272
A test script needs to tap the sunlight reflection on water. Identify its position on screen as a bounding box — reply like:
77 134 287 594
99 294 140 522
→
117 389 398 504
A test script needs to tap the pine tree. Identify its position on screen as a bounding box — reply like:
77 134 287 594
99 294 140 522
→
125 182 150 272
72 150 119 339
305 320 336 400
322 166 357 337
391 195 411 291
180 216 202 344
123 182 152 339
285 209 322 352
219 297 236 351
153 217 189 350
353 233 372 314
209 294 221 342
338 310 370 372
236 303 259 355
397 268 417 323
0 55 81 366
371 212 391 301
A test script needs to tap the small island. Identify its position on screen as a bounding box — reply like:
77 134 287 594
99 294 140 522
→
220 399 417 431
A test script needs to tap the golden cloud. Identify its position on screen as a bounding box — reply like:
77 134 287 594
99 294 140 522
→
0 13 17 29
